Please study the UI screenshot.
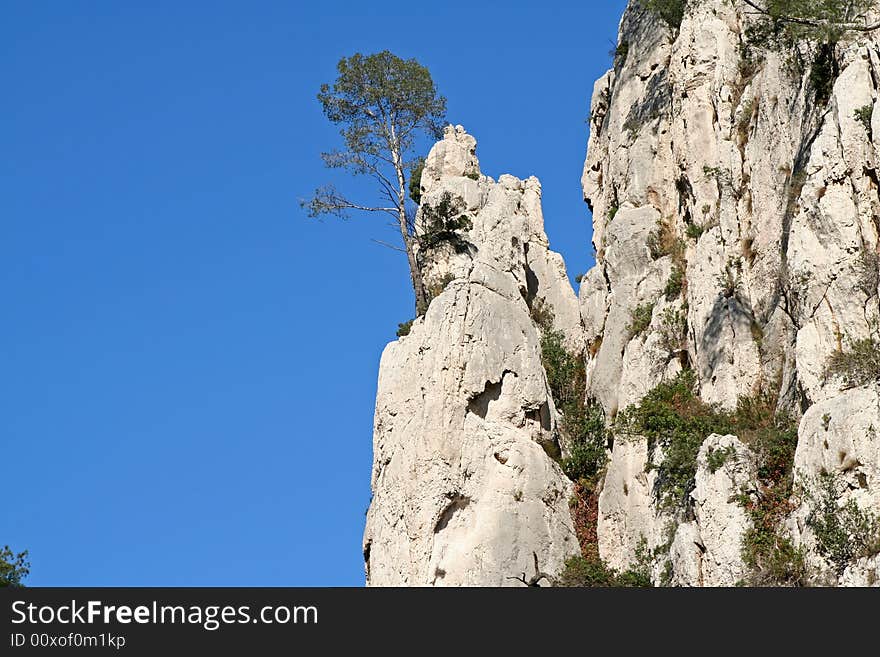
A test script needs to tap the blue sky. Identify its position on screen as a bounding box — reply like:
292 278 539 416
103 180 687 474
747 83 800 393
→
1 0 628 586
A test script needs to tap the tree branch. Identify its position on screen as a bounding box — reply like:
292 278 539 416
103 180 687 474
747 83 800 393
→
302 185 399 219
507 552 553 587
321 149 401 203
739 0 880 32
370 239 407 253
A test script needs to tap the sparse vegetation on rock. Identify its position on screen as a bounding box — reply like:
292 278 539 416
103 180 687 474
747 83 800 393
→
825 338 880 387
418 192 473 254
805 472 880 576
627 303 655 340
854 104 874 138
535 303 607 484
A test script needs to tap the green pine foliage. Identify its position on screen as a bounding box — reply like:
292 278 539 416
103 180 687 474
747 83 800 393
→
409 158 425 204
418 192 474 254
0 546 30 588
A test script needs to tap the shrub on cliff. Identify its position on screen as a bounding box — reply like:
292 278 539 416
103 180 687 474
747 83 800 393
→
538 316 607 484
558 538 652 587
418 191 473 254
825 338 880 388
617 371 733 508
617 372 799 513
644 0 688 30
806 472 880 575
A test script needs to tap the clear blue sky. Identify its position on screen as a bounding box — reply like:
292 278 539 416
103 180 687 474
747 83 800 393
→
1 0 628 586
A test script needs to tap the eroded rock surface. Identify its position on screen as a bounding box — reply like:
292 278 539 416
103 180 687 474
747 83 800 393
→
584 1 880 586
364 126 581 586
365 0 880 587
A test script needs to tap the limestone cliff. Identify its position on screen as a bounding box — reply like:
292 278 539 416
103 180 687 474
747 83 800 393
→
363 127 582 585
365 0 880 587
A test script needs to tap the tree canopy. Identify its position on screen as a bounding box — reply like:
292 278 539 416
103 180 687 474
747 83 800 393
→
304 51 447 315
0 546 30 588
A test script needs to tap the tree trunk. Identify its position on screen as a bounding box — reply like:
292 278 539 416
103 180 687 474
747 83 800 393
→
404 232 429 316
389 125 428 316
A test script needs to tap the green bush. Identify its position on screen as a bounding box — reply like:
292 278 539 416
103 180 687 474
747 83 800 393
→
626 537 654 586
616 371 732 508
741 522 806 587
614 569 653 587
731 393 799 482
664 265 685 300
825 338 880 387
396 319 414 337
558 549 652 588
706 445 736 473
627 303 655 340
558 554 618 587
806 472 880 575
854 104 873 138
561 401 607 482
539 317 607 484
409 157 426 204
540 326 582 410
658 306 687 355
419 191 473 253
644 0 687 30
734 395 803 586
617 371 799 517
685 223 705 240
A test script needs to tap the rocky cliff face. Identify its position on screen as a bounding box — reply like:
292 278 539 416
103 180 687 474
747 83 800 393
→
362 127 583 585
365 0 880 586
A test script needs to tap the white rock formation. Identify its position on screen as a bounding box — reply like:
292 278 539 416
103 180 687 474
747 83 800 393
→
692 435 756 586
365 0 880 587
597 433 756 587
596 436 657 573
792 384 880 584
363 126 582 586
581 1 880 586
